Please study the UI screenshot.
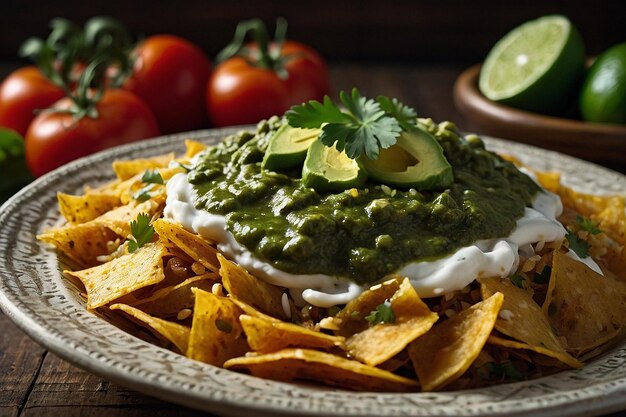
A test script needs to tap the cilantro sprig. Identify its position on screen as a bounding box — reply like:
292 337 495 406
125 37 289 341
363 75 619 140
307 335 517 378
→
141 169 164 184
377 96 418 132
286 89 417 160
509 274 525 288
132 189 152 202
365 301 395 325
127 213 155 253
564 216 602 259
566 230 591 258
132 169 164 201
575 216 602 235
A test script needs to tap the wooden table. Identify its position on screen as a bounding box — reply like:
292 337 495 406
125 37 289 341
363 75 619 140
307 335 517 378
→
1 62 625 417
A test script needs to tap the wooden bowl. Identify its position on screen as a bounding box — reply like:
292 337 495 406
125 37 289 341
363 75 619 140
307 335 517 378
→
454 64 626 168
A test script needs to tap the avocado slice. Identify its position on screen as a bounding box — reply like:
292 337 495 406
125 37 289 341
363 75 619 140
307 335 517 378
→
302 139 367 192
262 124 321 171
360 128 453 189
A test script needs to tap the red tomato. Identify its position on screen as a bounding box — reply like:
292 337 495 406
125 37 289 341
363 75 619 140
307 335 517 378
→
25 89 160 177
123 35 212 134
207 40 330 127
0 66 65 136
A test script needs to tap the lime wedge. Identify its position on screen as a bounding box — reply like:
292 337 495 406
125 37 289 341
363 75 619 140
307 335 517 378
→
479 15 585 114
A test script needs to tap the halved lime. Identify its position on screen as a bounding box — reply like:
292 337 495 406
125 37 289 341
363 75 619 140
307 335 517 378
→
580 42 626 124
479 15 585 114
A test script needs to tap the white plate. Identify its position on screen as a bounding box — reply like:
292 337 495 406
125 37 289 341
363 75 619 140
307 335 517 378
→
1 127 626 417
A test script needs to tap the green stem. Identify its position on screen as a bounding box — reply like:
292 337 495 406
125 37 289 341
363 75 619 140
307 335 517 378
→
72 57 108 118
216 18 289 71
18 16 135 120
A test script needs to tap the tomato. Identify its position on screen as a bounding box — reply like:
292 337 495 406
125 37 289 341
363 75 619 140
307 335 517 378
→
25 89 160 177
0 66 65 136
123 35 212 134
207 40 330 127
280 41 330 106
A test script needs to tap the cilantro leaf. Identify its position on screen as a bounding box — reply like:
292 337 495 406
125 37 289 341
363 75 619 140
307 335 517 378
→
132 187 152 202
286 95 350 128
127 213 155 253
141 169 164 184
286 88 403 160
566 230 590 258
365 301 395 325
132 170 163 201
576 216 602 235
172 161 193 172
509 274 525 288
377 96 417 131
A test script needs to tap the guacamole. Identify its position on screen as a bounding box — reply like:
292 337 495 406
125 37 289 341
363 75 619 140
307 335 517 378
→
188 117 540 285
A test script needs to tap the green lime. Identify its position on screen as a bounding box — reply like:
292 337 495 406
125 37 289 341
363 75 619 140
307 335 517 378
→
479 15 585 114
579 42 626 124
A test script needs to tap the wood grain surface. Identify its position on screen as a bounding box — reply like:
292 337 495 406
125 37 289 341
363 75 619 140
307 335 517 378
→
0 62 625 417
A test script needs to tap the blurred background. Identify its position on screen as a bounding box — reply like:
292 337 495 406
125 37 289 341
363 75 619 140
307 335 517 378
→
1 0 624 131
1 0 623 63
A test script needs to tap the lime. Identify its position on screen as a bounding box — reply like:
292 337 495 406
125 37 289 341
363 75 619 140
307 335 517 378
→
579 42 626 124
479 15 585 114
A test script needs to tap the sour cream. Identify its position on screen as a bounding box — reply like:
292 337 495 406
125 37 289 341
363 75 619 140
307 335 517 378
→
165 173 364 307
164 172 593 307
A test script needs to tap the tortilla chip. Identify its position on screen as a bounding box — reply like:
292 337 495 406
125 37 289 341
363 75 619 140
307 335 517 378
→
378 351 411 372
94 200 162 237
186 288 248 366
578 326 626 362
112 153 175 180
543 176 626 242
486 334 575 370
100 176 141 201
479 277 581 368
185 139 206 158
595 195 626 244
593 200 626 281
240 314 344 353
218 254 287 319
407 292 503 391
110 303 190 354
342 278 438 366
154 219 219 273
333 277 402 337
38 223 118 269
224 348 418 392
544 250 626 354
532 167 626 243
131 273 217 318
57 192 121 224
84 178 122 195
64 242 166 309
229 297 281 323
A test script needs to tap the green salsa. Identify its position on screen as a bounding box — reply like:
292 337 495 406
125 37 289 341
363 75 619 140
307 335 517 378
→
188 117 540 285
